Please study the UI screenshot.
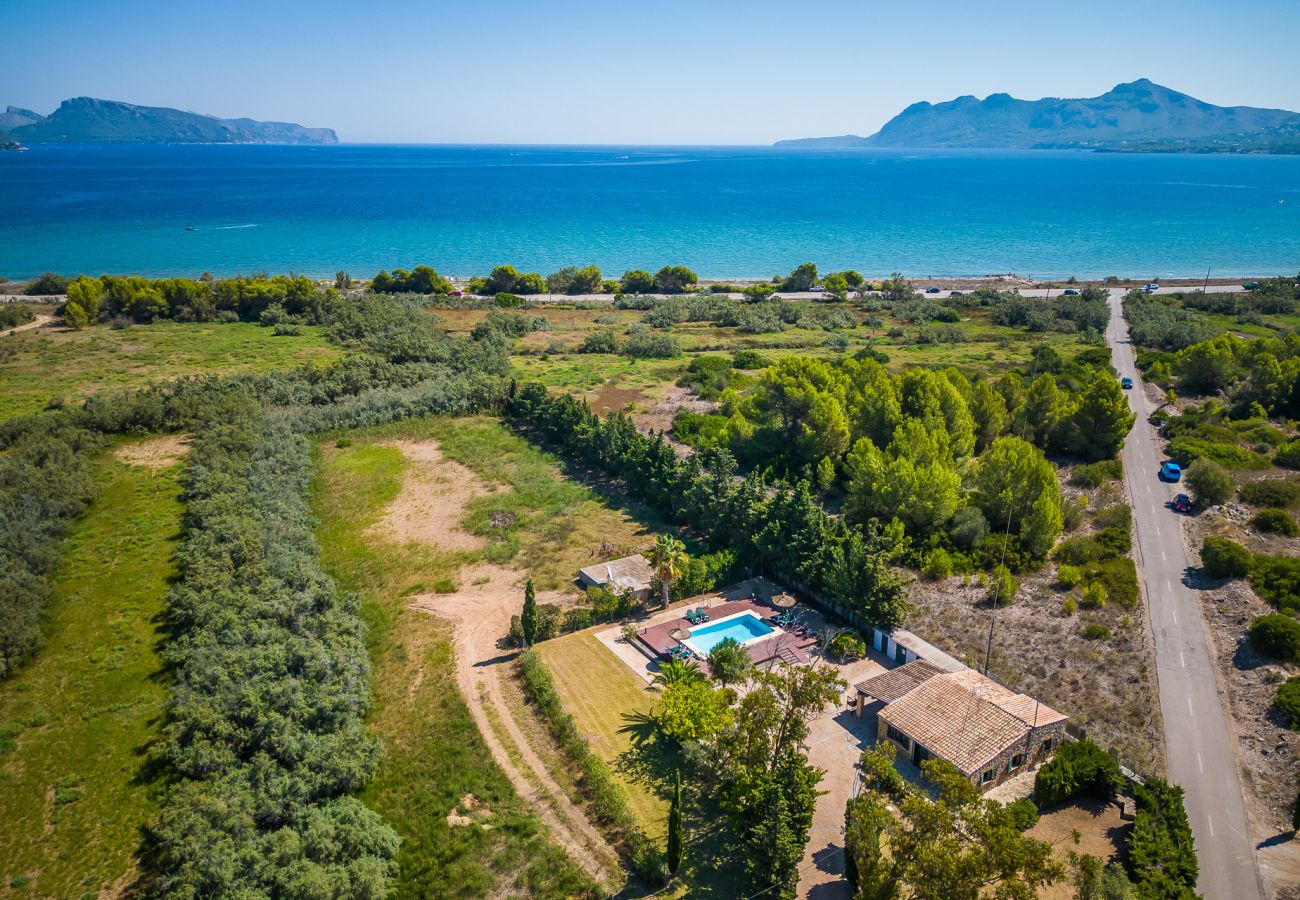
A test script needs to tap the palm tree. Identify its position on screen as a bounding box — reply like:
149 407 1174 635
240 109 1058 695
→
653 658 703 689
648 533 687 608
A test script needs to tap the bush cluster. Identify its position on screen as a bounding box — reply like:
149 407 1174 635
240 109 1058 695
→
0 415 105 677
63 272 330 326
1201 536 1252 579
1033 738 1123 807
1239 479 1300 508
149 413 399 895
1249 613 1300 662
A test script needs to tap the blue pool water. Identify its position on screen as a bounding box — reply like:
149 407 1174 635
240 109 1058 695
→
2 144 1299 278
686 613 774 654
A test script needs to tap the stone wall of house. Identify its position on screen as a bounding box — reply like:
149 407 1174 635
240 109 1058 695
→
875 717 1070 792
968 720 1069 791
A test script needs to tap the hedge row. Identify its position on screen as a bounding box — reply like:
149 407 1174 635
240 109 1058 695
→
149 411 399 896
517 650 665 884
0 414 105 677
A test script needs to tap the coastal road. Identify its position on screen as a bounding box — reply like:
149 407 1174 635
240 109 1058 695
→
1106 289 1263 900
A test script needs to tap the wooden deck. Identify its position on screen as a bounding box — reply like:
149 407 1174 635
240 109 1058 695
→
636 596 818 667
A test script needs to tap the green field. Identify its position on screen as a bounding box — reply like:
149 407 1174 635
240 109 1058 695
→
0 321 339 419
313 432 598 898
0 445 182 897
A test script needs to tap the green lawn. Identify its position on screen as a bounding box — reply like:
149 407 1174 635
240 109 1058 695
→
0 445 182 897
535 634 664 837
312 435 597 899
0 321 339 419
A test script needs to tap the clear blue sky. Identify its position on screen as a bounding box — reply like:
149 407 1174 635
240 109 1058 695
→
7 0 1300 144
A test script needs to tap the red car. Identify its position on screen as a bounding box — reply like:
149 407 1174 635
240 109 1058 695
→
1173 493 1192 513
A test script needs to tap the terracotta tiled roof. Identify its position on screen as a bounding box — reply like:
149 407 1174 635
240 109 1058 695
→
855 659 945 703
878 670 1066 776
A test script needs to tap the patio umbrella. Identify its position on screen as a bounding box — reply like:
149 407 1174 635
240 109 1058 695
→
771 592 797 609
670 627 692 641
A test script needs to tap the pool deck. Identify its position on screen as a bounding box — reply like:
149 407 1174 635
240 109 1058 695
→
636 597 817 668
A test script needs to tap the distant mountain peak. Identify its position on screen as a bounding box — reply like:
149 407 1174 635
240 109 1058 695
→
775 80 1300 151
5 97 337 145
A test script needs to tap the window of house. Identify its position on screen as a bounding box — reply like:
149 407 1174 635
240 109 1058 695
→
1008 753 1025 771
980 769 995 784
886 725 912 750
1040 738 1053 755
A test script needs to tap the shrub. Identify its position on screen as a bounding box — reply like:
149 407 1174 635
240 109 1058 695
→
24 272 71 295
1006 797 1040 832
1168 437 1268 471
1054 534 1114 565
1201 537 1252 579
1251 508 1299 536
1184 458 1236 506
623 331 681 359
987 564 1018 606
1082 623 1112 640
922 548 953 580
1061 596 1078 616
949 506 989 550
579 328 619 353
1092 505 1131 531
1240 479 1300 508
1034 739 1123 807
1081 582 1108 609
1069 458 1123 488
1251 554 1300 612
829 631 867 662
1249 613 1300 662
1081 558 1139 609
1057 564 1083 589
1275 441 1300 469
732 349 771 370
1274 677 1300 731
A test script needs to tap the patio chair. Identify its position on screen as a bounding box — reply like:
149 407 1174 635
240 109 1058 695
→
693 608 709 622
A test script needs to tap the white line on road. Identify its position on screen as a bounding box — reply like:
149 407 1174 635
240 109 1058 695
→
1155 526 1161 536
1172 608 1178 624
1161 550 1167 561
1165 580 1171 591
1208 815 1215 838
1198 752 1204 774
1180 651 1185 668
1187 697 1194 718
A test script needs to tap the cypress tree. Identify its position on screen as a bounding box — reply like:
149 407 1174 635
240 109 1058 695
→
667 768 684 876
521 579 538 648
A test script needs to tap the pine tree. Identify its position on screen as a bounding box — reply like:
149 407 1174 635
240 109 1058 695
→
667 769 684 876
520 579 538 648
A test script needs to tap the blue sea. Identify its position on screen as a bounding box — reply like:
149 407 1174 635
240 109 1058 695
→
1 144 1298 280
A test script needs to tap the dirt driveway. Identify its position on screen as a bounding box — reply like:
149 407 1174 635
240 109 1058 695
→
382 439 622 888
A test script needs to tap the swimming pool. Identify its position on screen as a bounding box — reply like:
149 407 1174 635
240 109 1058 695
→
683 612 775 656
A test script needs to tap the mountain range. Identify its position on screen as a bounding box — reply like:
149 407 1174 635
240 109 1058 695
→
776 79 1300 153
0 97 337 145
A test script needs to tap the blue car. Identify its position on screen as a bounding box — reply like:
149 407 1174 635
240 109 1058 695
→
1121 377 1133 390
1160 461 1182 482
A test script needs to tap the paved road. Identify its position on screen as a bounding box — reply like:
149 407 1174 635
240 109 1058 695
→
1106 289 1263 900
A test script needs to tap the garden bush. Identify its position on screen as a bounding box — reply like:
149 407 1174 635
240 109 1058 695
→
1250 508 1299 536
623 331 681 359
1034 739 1123 807
732 349 771 370
1057 564 1083 589
1249 613 1300 662
1201 536 1252 579
1127 777 1198 897
829 631 867 662
1006 797 1040 832
1240 479 1300 508
580 328 619 353
1082 623 1112 640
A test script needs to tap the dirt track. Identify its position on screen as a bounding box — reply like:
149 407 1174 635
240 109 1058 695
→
0 313 55 338
386 440 622 888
